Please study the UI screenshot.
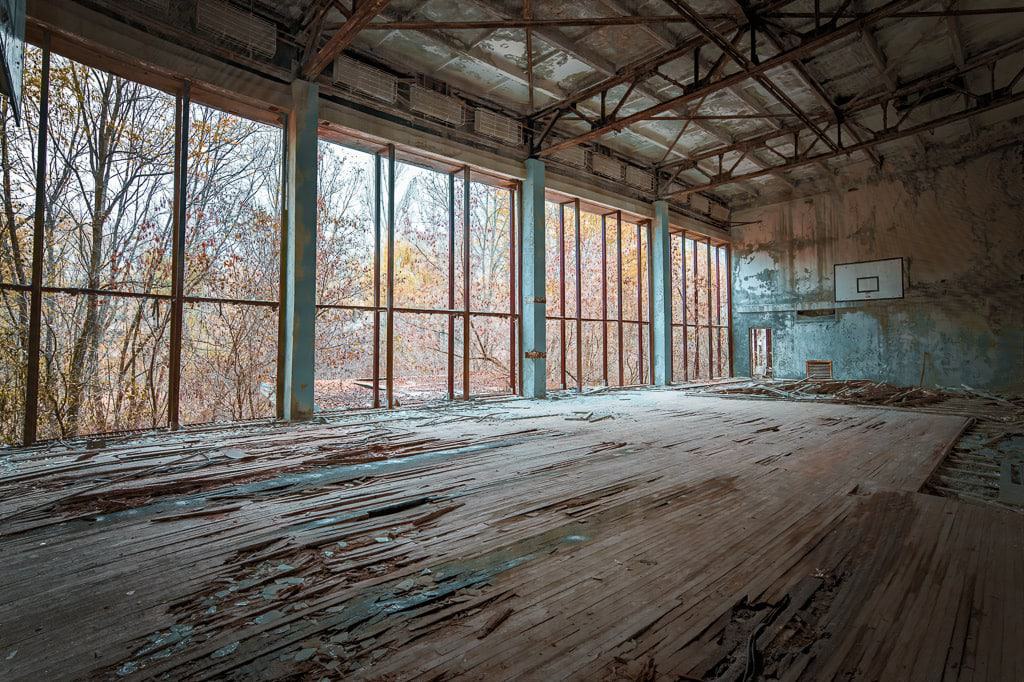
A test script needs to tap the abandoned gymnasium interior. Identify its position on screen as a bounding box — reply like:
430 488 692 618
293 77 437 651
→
0 0 1022 679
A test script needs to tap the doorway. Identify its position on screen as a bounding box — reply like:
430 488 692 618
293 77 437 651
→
750 328 772 378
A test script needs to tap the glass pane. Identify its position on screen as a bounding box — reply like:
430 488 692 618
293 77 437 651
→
0 290 29 444
622 321 641 385
562 204 578 319
393 312 450 405
469 184 512 314
186 104 281 302
672 235 685 325
44 53 176 295
395 163 451 311
621 222 639 323
318 142 376 308
546 317 562 390
544 201 562 316
315 307 377 410
581 320 604 387
180 302 277 424
579 212 602 321
672 324 687 384
37 292 170 440
607 321 622 387
1 45 43 288
470 315 512 396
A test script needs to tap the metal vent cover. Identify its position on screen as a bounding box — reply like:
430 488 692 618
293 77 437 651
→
334 56 397 103
196 0 277 59
550 146 587 168
592 154 624 181
409 85 465 125
474 109 521 145
805 360 833 380
625 166 655 192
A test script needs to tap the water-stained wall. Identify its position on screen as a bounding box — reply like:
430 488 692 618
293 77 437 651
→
731 143 1023 391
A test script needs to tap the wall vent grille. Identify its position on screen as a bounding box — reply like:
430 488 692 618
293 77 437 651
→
197 0 277 59
625 166 655 192
474 109 521 145
592 154 624 180
333 56 398 103
409 85 465 125
805 360 834 380
550 146 587 168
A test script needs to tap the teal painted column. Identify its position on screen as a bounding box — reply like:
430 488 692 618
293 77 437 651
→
651 200 673 386
521 159 547 398
280 80 319 419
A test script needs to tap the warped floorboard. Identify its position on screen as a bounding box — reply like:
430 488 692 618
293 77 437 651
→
1 390 1019 680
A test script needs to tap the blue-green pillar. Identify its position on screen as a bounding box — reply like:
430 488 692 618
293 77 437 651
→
280 80 319 419
521 159 547 398
651 200 673 386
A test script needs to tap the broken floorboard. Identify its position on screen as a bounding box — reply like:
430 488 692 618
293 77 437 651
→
0 390 1019 680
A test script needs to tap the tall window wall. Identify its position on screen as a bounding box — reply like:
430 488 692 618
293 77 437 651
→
314 148 517 410
673 234 731 382
0 41 731 446
0 42 282 445
546 204 653 390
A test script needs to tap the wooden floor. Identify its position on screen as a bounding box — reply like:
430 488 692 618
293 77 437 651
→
1 389 1021 680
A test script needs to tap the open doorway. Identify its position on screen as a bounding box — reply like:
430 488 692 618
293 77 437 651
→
750 328 772 378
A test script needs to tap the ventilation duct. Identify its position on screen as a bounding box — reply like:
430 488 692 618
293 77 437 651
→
592 154 624 181
474 109 521 145
333 56 398 103
409 85 465 126
550 146 587 169
196 0 276 59
625 166 655 192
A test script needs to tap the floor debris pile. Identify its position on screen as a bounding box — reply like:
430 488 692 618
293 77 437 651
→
1 389 1022 680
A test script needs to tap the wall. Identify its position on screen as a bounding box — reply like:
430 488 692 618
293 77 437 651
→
731 143 1024 391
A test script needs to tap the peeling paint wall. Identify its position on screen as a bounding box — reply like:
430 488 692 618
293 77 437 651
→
731 143 1024 391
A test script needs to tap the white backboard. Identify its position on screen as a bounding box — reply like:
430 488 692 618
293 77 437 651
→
834 257 904 302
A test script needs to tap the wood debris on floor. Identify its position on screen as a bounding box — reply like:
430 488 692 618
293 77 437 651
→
0 389 1021 680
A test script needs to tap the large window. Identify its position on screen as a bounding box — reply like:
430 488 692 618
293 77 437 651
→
314 149 517 411
546 204 653 390
0 41 282 445
180 103 281 424
674 234 731 382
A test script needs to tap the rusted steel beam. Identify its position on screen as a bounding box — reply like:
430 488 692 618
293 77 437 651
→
635 222 643 385
657 35 1024 175
726 244 734 378
538 0 917 156
574 199 583 392
559 202 567 390
715 243 722 378
532 0 797 121
372 153 382 408
693 237 700 381
600 213 609 386
22 35 50 446
668 85 1024 197
386 144 396 409
303 0 392 78
706 237 713 380
508 186 517 394
681 235 688 382
168 81 189 429
616 211 624 387
447 171 455 401
462 166 471 401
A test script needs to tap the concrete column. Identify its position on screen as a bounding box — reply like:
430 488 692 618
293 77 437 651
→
280 80 319 419
651 200 673 385
521 158 547 398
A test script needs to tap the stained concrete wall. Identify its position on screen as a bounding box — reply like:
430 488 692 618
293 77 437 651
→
731 143 1024 391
